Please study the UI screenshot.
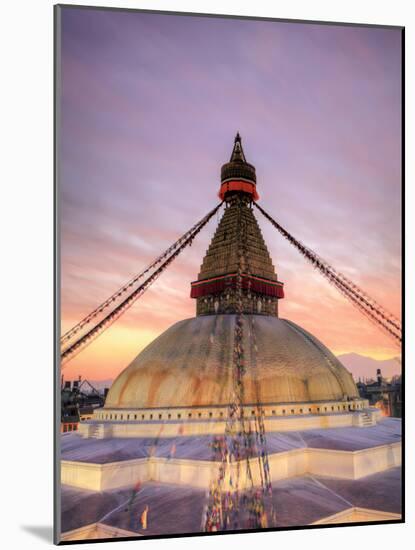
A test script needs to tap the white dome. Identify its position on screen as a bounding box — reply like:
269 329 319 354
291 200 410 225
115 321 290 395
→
105 315 358 409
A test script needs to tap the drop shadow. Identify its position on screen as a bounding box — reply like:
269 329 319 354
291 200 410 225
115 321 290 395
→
21 525 53 543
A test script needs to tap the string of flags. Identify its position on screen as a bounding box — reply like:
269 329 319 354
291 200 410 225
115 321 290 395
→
204 196 274 532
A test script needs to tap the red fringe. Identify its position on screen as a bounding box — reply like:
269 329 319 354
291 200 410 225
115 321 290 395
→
191 274 284 299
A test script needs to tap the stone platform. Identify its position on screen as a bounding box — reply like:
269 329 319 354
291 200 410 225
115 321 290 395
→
61 418 401 491
60 417 401 541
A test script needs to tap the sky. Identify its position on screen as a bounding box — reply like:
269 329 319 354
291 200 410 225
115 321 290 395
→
59 7 402 381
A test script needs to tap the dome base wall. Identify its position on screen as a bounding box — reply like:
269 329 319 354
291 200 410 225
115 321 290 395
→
79 399 375 439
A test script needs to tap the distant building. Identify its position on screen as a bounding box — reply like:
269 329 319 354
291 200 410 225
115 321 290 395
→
357 369 402 418
61 378 108 432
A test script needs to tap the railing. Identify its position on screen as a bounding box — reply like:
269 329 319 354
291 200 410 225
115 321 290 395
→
61 422 79 433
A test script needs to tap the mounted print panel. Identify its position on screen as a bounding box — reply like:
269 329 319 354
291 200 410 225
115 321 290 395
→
54 4 403 545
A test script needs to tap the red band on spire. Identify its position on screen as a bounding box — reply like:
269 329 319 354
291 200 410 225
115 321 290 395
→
191 273 284 299
218 180 259 201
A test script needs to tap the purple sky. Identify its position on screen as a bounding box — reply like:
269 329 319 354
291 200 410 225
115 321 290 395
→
59 8 402 380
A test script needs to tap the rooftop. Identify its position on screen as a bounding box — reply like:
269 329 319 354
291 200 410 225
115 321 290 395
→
61 467 401 537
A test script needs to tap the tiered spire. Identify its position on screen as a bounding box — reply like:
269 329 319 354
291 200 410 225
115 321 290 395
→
191 135 284 316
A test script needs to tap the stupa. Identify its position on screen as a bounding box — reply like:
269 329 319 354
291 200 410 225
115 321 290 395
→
60 135 401 541
80 133 364 437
